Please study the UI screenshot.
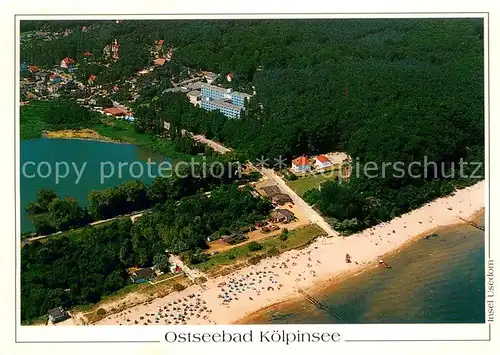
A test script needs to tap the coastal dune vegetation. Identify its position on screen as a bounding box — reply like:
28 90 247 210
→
21 185 272 323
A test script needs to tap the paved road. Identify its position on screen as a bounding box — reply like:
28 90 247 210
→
259 167 339 237
193 135 231 154
185 134 337 237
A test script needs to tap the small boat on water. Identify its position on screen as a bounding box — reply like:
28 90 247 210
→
345 254 352 263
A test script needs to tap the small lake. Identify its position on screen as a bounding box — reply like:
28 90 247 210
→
20 138 169 233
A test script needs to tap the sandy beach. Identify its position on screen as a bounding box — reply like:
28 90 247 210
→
44 129 119 142
95 180 485 326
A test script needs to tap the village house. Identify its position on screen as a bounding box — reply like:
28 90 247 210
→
291 156 312 173
261 185 281 198
221 234 248 245
270 209 295 224
28 65 40 73
88 75 97 84
60 57 76 69
315 154 332 169
103 107 127 117
272 193 293 206
47 306 69 323
129 267 155 284
153 57 167 66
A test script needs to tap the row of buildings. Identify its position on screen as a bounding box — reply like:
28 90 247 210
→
20 65 77 100
291 153 352 175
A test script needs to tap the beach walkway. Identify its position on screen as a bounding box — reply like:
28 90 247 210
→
168 254 207 283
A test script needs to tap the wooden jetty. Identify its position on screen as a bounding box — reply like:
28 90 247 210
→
296 287 347 324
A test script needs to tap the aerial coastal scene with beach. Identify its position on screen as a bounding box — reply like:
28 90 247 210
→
19 18 485 327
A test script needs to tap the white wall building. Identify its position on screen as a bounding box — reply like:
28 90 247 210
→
315 154 333 169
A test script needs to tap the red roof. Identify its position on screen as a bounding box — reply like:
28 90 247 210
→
62 57 76 64
28 65 40 72
154 58 166 66
103 107 127 116
157 39 164 45
88 75 97 81
316 154 330 163
227 72 233 78
83 51 92 57
292 156 310 166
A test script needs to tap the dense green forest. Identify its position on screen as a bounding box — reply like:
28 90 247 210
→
20 100 100 139
26 162 260 235
21 20 484 225
21 218 134 322
21 185 272 322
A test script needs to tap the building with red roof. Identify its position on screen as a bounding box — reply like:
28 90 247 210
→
103 107 127 117
60 57 76 68
88 75 97 83
314 154 332 169
291 156 311 173
154 58 166 66
157 39 164 45
28 65 40 73
83 51 92 57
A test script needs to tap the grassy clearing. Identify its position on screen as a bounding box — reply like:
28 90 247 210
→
286 172 340 196
193 224 326 275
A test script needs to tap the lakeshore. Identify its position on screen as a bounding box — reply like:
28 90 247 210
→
20 138 168 233
43 129 120 143
93 180 485 326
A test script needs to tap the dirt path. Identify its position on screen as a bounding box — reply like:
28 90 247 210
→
22 211 145 246
259 167 339 237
